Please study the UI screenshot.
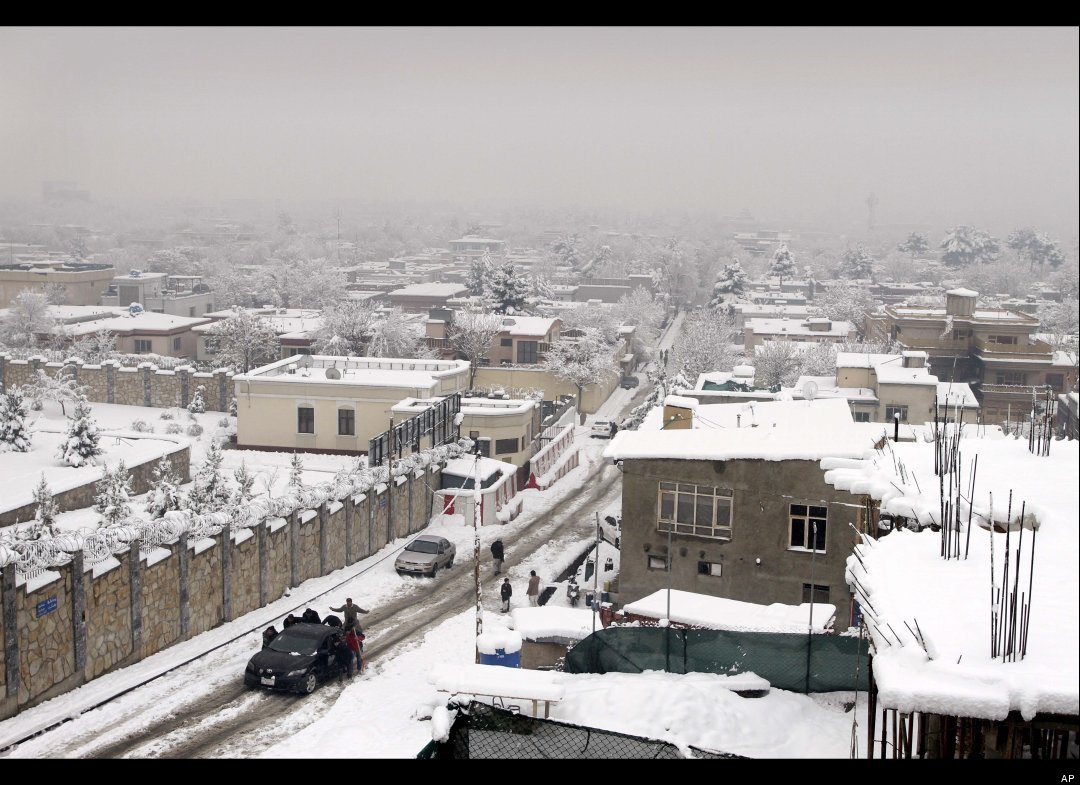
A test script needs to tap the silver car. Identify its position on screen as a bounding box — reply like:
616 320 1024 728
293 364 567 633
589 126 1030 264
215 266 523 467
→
395 534 456 577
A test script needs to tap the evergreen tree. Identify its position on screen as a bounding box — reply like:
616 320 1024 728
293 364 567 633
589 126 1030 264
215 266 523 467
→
897 232 930 260
940 226 1000 267
187 441 230 514
144 455 182 519
287 452 305 492
95 460 133 526
0 385 33 453
709 259 750 307
767 244 798 286
488 261 530 314
465 252 496 298
837 246 876 280
232 461 256 507
26 473 59 540
57 397 102 467
187 384 206 414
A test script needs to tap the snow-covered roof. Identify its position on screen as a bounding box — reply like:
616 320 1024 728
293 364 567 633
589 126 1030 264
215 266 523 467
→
663 394 699 410
496 315 558 336
429 663 564 702
746 318 853 337
873 363 937 386
237 355 469 388
386 283 470 298
790 376 877 403
821 436 1079 721
63 312 212 335
945 287 978 297
441 455 516 480
623 590 836 633
936 382 979 409
836 352 901 369
509 607 598 641
607 399 875 461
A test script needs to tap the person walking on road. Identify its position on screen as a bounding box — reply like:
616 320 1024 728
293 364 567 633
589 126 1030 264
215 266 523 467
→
490 539 505 575
527 570 541 606
500 577 513 613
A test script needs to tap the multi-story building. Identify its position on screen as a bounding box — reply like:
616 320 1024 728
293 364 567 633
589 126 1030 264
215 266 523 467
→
869 288 1075 424
101 271 216 317
0 260 116 307
743 317 852 353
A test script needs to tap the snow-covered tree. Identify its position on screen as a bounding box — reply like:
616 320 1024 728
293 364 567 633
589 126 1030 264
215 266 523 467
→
26 474 59 540
0 289 57 350
709 259 750 307
1007 228 1066 270
940 226 1000 268
800 341 839 377
207 310 280 373
548 235 580 271
561 305 620 342
811 281 876 338
670 309 742 381
144 455 183 519
615 287 665 361
541 327 618 418
366 307 434 359
0 385 32 453
447 309 504 388
231 460 256 507
767 244 798 286
465 252 496 298
488 261 530 315
229 397 238 417
56 396 102 467
311 299 379 356
287 452 305 492
754 341 804 388
186 441 230 514
896 232 930 260
837 246 875 280
526 273 555 310
71 329 117 364
94 460 133 527
188 384 206 414
26 367 86 415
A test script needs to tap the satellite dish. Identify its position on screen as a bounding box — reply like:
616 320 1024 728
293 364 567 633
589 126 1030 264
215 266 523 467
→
802 380 818 401
128 302 144 315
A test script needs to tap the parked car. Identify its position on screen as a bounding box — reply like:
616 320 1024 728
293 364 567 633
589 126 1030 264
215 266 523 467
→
395 534 456 577
620 375 640 389
591 420 616 438
244 623 346 694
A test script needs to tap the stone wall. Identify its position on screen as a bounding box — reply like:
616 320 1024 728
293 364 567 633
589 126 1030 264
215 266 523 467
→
0 355 235 413
0 468 437 722
0 443 190 527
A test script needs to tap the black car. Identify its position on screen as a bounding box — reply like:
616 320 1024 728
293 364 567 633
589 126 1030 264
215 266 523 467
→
244 623 346 694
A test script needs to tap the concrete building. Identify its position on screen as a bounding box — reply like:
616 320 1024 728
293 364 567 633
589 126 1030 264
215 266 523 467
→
64 310 212 359
0 261 116 308
604 397 870 626
743 317 852 353
193 307 323 363
101 271 215 317
233 354 470 454
385 282 471 313
868 288 1074 424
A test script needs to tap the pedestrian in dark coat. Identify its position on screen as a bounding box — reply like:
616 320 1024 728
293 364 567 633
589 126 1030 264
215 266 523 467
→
301 607 322 624
345 627 362 678
490 540 505 575
500 577 513 613
282 614 298 629
262 625 278 648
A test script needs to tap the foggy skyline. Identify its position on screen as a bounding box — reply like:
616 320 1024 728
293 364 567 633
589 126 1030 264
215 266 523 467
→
2 26 1077 234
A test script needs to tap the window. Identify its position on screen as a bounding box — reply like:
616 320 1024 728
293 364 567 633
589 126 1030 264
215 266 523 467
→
517 340 538 364
789 504 827 552
988 334 1018 345
884 404 908 422
852 411 871 423
647 555 668 571
297 406 315 434
134 339 152 354
495 438 518 455
477 438 491 458
337 408 355 436
698 560 722 577
172 336 182 350
995 371 1026 385
1046 373 1065 392
952 328 971 340
500 338 512 347
657 482 733 540
802 583 830 603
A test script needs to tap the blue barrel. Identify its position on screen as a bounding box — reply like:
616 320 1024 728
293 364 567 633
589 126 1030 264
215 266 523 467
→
478 647 521 668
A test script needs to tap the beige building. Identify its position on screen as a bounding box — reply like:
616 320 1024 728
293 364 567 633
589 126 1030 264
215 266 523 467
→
393 395 541 468
0 261 116 307
101 272 216 317
233 354 470 454
743 317 852 353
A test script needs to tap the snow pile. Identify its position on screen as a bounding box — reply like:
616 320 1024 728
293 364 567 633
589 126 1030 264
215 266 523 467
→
476 628 523 655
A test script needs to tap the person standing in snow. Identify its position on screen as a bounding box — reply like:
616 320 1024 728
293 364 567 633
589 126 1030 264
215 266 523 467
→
490 539 505 575
330 597 369 629
500 577 513 613
527 570 541 606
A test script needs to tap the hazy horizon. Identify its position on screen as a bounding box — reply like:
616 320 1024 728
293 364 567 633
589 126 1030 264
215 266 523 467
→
2 26 1077 235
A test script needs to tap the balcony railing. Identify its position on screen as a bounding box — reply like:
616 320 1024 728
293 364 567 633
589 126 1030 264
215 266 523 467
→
896 337 971 353
979 384 1053 397
974 337 1052 359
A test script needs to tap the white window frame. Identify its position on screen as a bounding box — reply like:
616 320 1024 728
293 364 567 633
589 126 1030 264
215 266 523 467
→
789 503 827 553
657 481 733 540
297 403 316 435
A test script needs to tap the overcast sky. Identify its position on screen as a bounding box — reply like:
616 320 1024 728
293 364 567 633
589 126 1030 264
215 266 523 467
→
2 26 1077 232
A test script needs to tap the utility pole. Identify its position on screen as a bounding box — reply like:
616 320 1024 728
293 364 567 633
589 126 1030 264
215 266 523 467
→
592 511 601 634
473 440 483 663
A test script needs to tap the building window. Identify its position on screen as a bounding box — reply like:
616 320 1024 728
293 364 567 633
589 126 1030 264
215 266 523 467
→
852 411 871 423
789 504 827 552
1046 373 1065 392
657 482 733 540
995 371 1026 385
494 438 518 455
134 339 152 354
988 335 1018 345
500 338 512 347
884 404 908 422
952 328 971 340
297 406 315 434
337 408 355 436
802 583 830 603
477 438 491 458
647 555 668 571
517 340 538 364
172 336 182 350
697 560 722 577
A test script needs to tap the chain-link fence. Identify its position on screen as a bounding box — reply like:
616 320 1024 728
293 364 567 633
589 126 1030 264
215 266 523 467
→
418 701 743 759
563 627 868 693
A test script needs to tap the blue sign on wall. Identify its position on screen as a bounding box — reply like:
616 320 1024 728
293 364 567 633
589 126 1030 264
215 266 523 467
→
36 596 58 618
